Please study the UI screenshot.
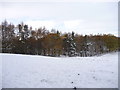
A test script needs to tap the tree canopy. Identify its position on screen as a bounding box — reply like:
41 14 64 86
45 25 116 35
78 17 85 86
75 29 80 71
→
1 20 119 57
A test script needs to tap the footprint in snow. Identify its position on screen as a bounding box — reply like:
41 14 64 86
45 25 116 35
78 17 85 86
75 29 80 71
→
73 87 77 90
41 79 47 82
93 76 97 80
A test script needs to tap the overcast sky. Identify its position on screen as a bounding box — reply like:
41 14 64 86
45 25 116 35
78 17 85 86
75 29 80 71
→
0 0 118 36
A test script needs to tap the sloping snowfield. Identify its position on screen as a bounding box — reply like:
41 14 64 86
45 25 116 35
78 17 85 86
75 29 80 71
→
0 53 2 89
2 52 118 88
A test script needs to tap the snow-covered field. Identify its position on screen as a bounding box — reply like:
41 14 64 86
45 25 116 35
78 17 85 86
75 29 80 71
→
0 53 2 89
2 52 118 88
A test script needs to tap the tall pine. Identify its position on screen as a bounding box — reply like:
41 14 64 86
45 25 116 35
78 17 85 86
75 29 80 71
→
67 32 76 57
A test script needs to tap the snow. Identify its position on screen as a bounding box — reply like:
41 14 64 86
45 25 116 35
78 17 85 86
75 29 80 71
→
0 53 2 89
2 52 118 88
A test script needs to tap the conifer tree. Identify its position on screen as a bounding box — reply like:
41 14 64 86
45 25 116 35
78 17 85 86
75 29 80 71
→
67 32 77 57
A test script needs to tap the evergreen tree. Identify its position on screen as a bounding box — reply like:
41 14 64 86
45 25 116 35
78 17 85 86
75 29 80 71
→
67 33 77 57
68 37 76 57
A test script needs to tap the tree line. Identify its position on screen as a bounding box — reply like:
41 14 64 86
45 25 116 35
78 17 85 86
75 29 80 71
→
1 20 119 57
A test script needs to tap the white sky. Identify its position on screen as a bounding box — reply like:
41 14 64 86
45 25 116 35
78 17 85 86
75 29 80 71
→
0 0 118 36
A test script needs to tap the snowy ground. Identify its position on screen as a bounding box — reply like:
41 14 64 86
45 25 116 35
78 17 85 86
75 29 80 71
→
2 52 118 88
0 53 2 89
